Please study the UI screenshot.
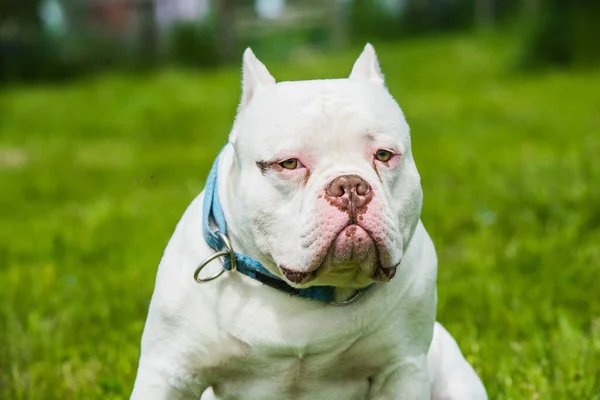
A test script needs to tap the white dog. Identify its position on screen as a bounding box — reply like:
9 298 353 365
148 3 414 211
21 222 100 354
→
131 44 487 400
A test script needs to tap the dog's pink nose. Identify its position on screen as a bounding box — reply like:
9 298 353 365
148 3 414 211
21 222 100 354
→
325 174 373 213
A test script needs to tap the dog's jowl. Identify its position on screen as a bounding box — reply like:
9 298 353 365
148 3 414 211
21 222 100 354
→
131 44 488 400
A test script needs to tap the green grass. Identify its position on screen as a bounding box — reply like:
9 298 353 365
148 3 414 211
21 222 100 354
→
1 33 599 399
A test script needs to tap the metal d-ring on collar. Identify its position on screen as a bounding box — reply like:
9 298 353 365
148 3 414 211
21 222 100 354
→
329 290 363 306
193 231 237 283
193 146 371 305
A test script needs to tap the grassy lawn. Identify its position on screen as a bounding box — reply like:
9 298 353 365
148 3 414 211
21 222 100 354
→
1 33 599 399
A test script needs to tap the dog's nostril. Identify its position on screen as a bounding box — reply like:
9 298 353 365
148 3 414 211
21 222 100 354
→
356 181 370 196
327 180 346 198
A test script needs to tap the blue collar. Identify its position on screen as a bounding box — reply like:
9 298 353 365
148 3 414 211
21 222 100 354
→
201 148 371 304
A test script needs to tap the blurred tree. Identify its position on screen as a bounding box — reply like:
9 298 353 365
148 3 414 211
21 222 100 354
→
521 0 540 17
216 0 236 62
0 0 56 82
331 0 347 50
520 0 600 69
347 0 403 43
0 0 42 27
137 0 158 65
347 0 482 41
475 0 494 29
169 21 220 68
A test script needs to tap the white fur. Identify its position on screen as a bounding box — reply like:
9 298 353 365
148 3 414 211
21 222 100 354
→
131 45 487 400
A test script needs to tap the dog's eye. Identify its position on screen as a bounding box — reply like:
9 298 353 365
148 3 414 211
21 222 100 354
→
375 150 393 162
279 158 300 170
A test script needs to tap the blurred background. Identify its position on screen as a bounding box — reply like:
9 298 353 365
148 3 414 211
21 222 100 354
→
1 0 600 81
1 0 599 399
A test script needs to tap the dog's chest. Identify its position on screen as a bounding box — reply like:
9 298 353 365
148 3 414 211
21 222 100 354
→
202 333 390 400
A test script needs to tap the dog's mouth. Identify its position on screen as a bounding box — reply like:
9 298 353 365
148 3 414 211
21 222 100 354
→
278 223 398 286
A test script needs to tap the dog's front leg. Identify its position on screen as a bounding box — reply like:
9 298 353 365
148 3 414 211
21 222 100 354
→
370 355 431 400
130 301 208 400
131 353 206 400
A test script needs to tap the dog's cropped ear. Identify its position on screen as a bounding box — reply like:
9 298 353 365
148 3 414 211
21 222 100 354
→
239 48 276 110
349 43 385 85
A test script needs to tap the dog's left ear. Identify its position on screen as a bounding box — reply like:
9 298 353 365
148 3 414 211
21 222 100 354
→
349 43 385 85
239 48 276 110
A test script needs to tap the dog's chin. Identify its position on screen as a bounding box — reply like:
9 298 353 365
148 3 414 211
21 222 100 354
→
278 225 399 289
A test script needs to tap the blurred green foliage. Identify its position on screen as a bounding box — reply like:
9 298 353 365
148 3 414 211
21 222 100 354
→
1 33 599 399
347 0 483 41
520 0 600 69
168 21 221 69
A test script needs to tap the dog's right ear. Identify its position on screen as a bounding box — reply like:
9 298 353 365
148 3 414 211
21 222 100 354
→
349 43 385 86
239 48 276 111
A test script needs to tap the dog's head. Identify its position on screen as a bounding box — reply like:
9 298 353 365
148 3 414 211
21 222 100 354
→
223 45 422 289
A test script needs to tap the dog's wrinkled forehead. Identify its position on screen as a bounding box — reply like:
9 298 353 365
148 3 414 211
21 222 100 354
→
230 45 410 158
